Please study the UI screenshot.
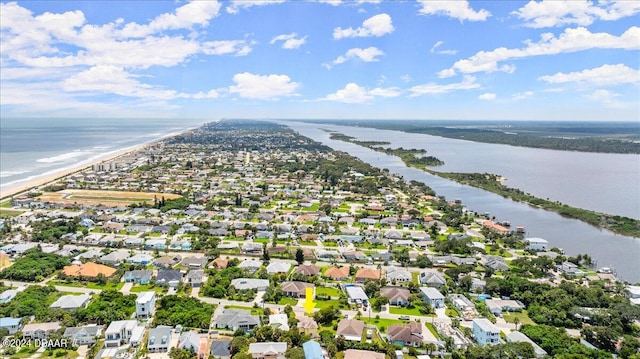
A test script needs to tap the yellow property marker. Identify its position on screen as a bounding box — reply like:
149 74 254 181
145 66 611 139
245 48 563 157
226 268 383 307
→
303 287 316 313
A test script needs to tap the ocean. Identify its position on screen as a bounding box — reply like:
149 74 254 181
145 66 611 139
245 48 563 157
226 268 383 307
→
0 118 207 197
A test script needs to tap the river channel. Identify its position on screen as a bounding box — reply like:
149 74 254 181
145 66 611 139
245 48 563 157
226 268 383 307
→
283 121 640 283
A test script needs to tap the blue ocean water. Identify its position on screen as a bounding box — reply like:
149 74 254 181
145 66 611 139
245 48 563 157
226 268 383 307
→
0 118 207 196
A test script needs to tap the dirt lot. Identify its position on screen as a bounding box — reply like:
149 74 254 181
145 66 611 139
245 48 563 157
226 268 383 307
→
38 189 181 207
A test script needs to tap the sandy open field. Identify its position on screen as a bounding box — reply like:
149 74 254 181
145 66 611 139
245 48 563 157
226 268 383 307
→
38 189 182 207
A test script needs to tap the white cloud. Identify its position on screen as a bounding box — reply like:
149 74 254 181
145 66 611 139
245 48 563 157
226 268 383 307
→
322 83 400 103
270 33 307 49
430 41 457 55
229 72 300 100
202 40 255 56
479 93 496 100
417 0 490 21
513 91 534 100
539 64 639 87
120 1 222 37
226 0 285 14
409 75 480 96
442 26 640 76
512 0 640 28
332 47 385 65
437 68 457 78
401 74 412 83
63 65 219 100
333 13 394 39
584 89 625 108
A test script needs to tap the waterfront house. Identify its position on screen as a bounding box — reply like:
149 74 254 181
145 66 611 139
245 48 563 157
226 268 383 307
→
525 237 549 252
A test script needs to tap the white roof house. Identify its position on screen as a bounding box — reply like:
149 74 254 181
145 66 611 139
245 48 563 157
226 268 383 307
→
266 261 292 274
248 342 287 358
346 286 369 304
627 285 640 305
506 331 547 358
230 278 270 291
525 237 548 251
269 314 290 331
49 294 91 310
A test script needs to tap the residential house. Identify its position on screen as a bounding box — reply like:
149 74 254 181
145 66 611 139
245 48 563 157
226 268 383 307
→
182 256 208 269
210 340 231 359
128 253 154 265
145 238 166 250
49 294 91 311
387 322 423 347
281 281 314 298
0 288 24 303
136 292 156 319
302 340 323 359
267 261 292 275
506 331 547 358
212 257 228 269
293 265 320 277
213 310 260 332
345 286 369 305
238 259 262 273
62 262 117 279
154 255 181 268
156 269 183 287
344 349 385 359
525 237 549 252
343 251 367 262
124 270 153 285
419 287 445 309
178 331 207 359
63 325 101 345
323 266 350 281
269 314 290 331
556 262 584 276
22 322 61 340
355 268 381 283
335 319 365 341
247 342 287 359
0 317 22 334
99 250 130 265
380 286 410 307
148 326 172 353
104 320 140 347
295 315 319 338
627 285 640 305
485 259 510 272
484 298 525 317
241 243 262 254
385 267 412 283
472 318 500 346
187 269 205 287
231 278 269 291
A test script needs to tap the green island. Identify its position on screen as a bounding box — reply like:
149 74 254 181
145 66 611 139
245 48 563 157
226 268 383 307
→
329 131 640 237
314 120 640 154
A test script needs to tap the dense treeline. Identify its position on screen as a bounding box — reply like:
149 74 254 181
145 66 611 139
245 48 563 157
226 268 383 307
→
76 290 136 325
314 120 640 154
430 171 640 237
0 285 60 319
154 295 214 329
0 249 70 281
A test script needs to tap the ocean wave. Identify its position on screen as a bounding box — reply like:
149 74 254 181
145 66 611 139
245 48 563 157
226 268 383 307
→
36 151 85 163
0 170 29 178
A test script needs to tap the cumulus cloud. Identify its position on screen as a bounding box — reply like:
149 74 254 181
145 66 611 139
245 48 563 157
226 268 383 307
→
441 26 640 76
229 72 300 100
322 83 400 103
417 0 490 21
226 0 285 14
512 0 640 28
584 89 625 108
270 33 307 49
479 93 496 100
332 47 385 65
409 75 480 96
120 1 222 37
539 64 639 87
333 13 394 39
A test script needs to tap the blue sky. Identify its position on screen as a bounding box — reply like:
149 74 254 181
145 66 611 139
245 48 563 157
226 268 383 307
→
1 0 638 121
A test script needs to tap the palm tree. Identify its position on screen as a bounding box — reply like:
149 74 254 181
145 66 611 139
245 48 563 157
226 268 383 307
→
513 317 520 331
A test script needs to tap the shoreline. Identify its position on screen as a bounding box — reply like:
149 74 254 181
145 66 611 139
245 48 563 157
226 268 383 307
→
0 128 194 202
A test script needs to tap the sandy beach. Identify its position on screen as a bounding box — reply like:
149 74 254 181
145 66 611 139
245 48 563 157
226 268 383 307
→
0 128 191 201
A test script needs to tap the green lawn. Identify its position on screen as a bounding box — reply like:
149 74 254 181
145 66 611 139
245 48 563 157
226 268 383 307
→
0 209 23 218
224 305 262 315
314 299 344 309
130 284 166 293
425 323 440 339
503 311 536 326
389 306 434 317
316 286 342 298
278 297 299 306
362 317 405 332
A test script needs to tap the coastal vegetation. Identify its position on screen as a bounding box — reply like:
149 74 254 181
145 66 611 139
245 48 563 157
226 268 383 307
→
0 249 70 282
328 131 640 237
315 120 640 154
